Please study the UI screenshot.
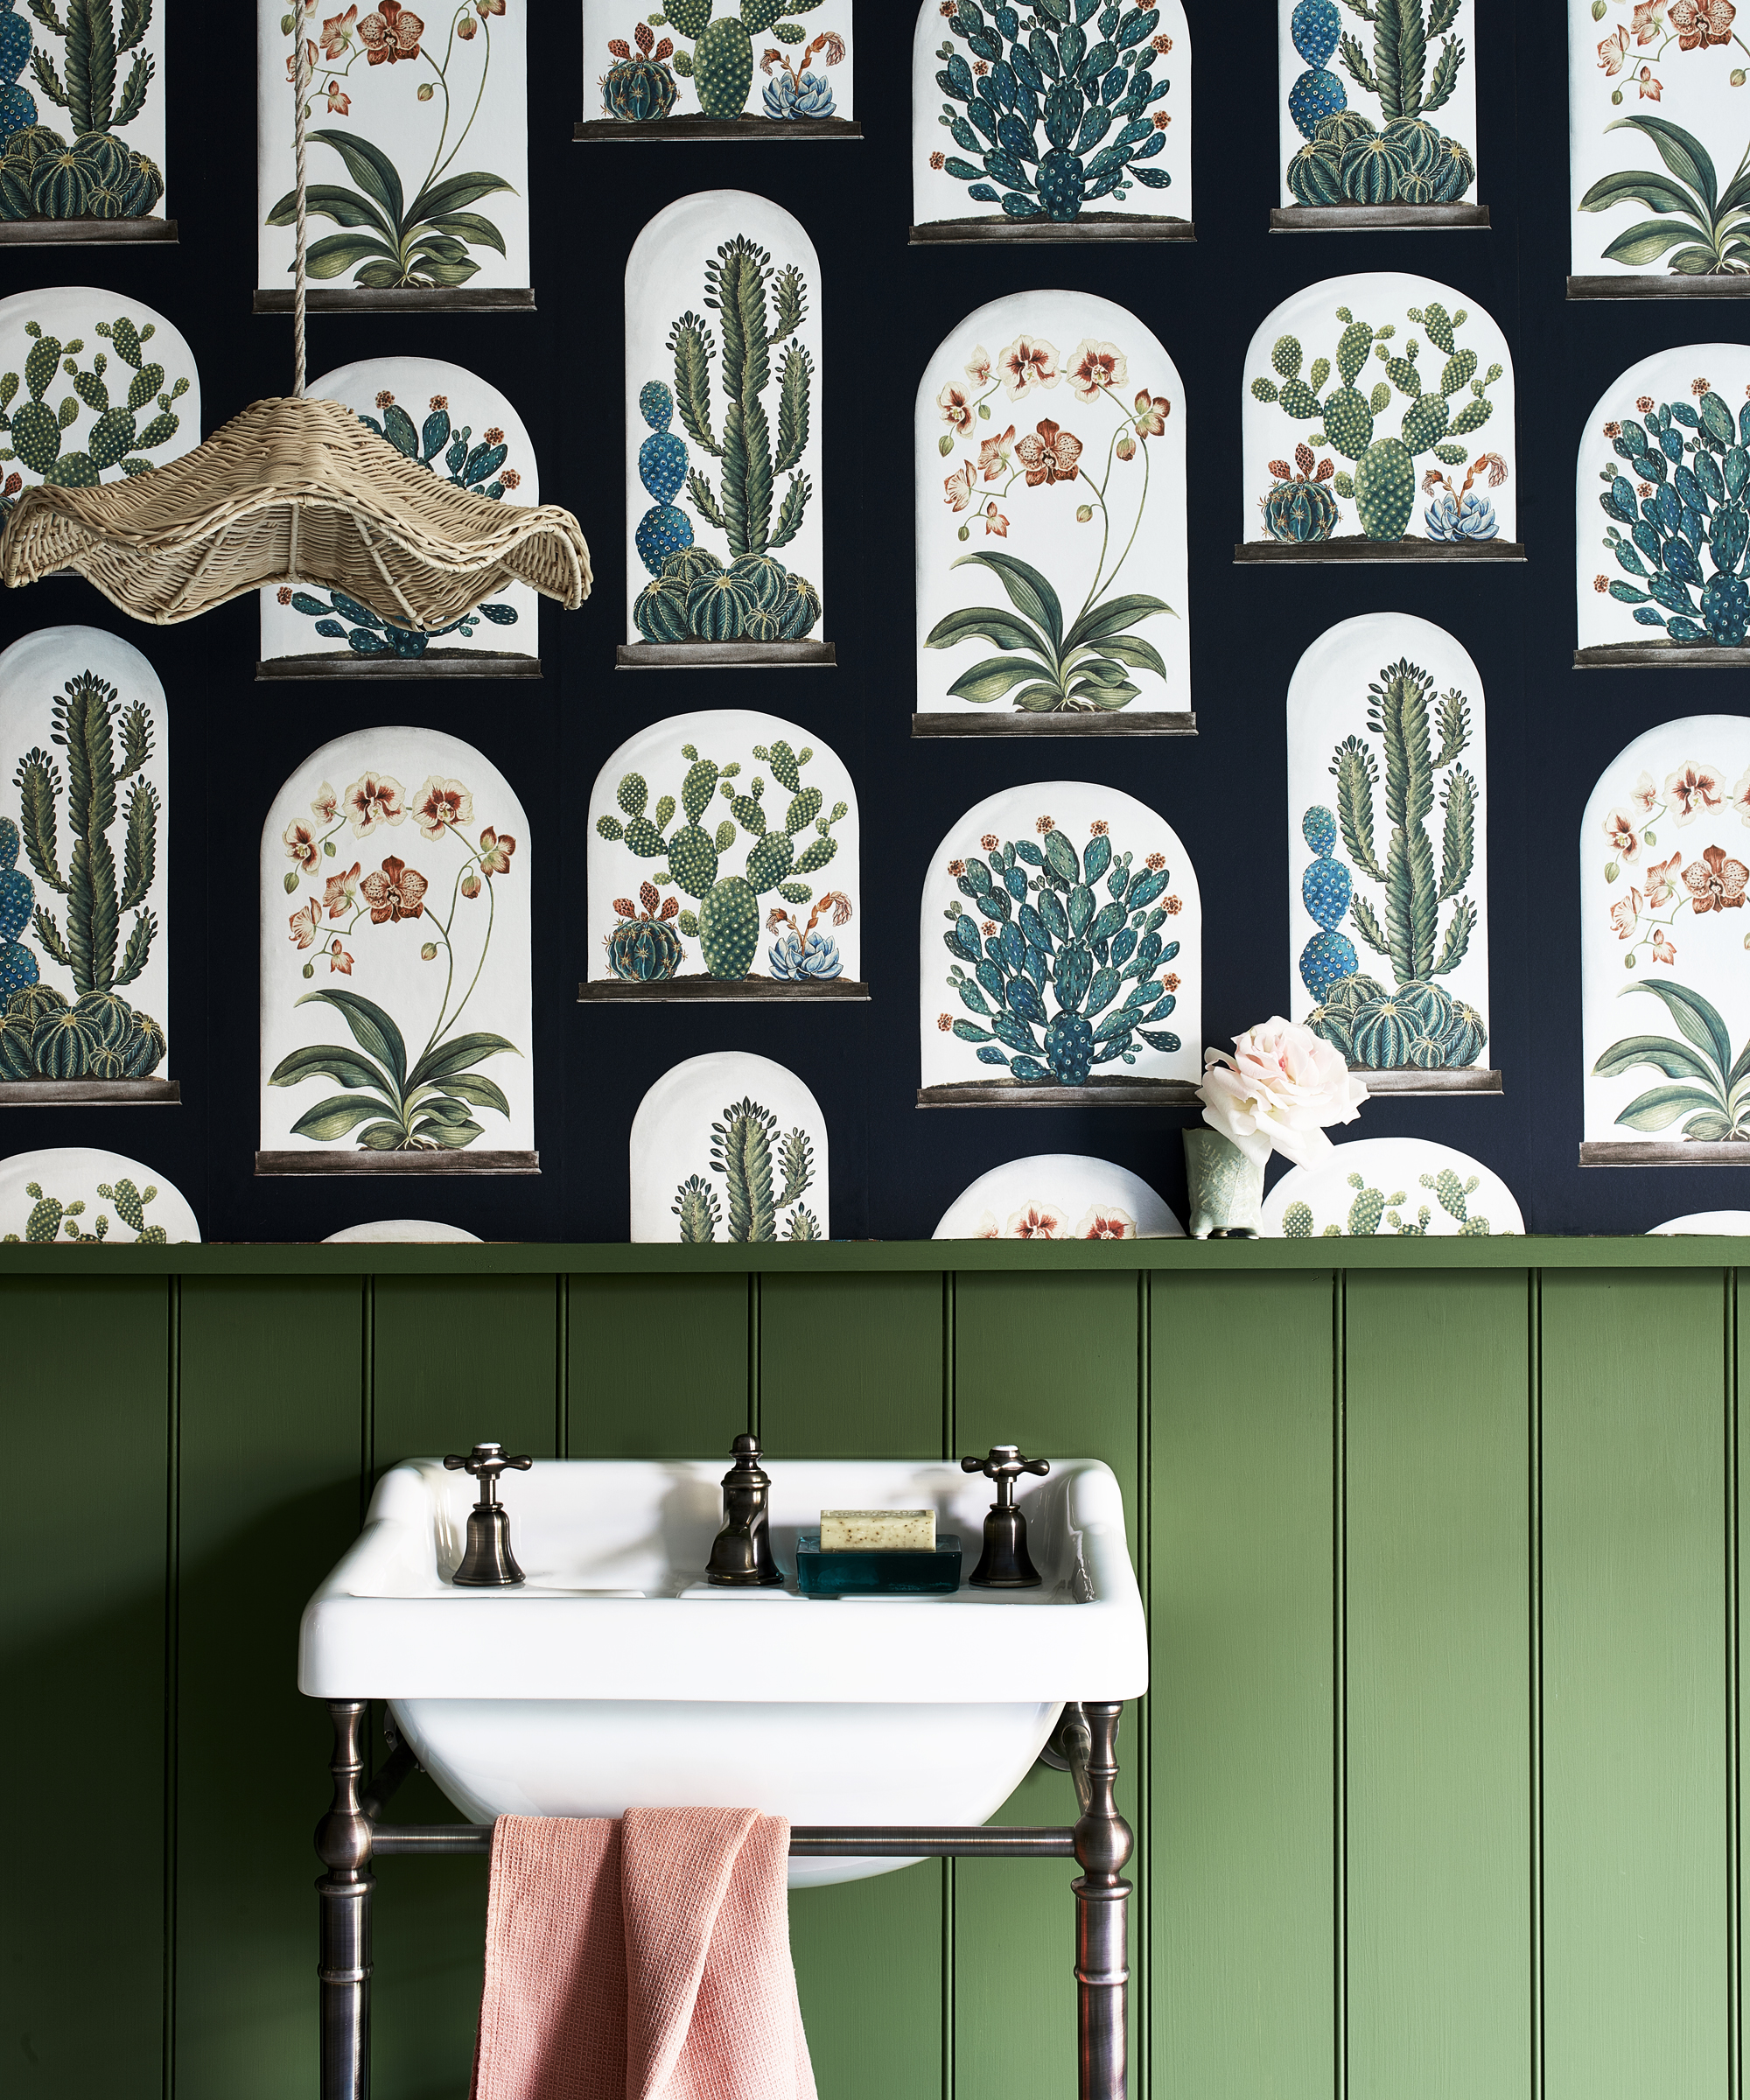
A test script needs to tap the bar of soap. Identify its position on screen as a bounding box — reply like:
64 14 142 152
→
819 1508 935 1552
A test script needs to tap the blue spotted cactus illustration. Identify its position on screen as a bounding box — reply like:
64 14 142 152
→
0 813 38 1001
672 1098 817 1242
941 815 1182 1088
1597 380 1750 648
928 0 1173 225
0 0 32 144
1285 0 1473 208
1251 299 1504 541
0 313 188 515
639 0 844 121
634 379 693 577
1299 656 1485 1074
601 21 680 119
595 740 849 981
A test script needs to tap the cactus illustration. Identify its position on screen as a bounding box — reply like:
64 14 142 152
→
1346 1172 1407 1236
10 667 164 1081
1282 1198 1315 1238
596 740 847 980
942 817 1182 1088
1298 657 1484 1074
0 813 38 1001
1251 299 1503 540
635 378 693 576
0 314 187 514
1597 382 1750 648
1285 0 1473 207
0 0 33 143
641 0 843 120
927 0 1172 225
2 1172 164 1242
671 1096 816 1241
1420 1166 1489 1234
1262 441 1340 542
606 880 684 981
602 19 680 118
0 0 165 220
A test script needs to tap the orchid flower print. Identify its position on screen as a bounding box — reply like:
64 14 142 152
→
925 330 1178 713
269 764 521 1149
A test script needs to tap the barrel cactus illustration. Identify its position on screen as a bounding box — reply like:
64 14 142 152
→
1262 442 1340 542
941 817 1182 1087
0 0 164 221
601 20 680 118
0 313 188 514
1250 299 1503 541
1298 657 1484 1074
928 0 1172 223
645 0 844 121
596 740 847 980
1596 382 1750 648
606 880 684 981
672 1097 817 1242
1285 0 1473 207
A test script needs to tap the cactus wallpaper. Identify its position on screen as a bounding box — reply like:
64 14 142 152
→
257 726 533 1170
1285 613 1492 1083
908 0 1190 234
1575 346 1750 659
0 625 170 1099
258 355 539 671
1260 1137 1523 1236
1580 713 1750 1159
1242 272 1516 546
256 0 530 302
915 290 1188 724
0 0 168 227
919 781 1200 1097
1278 0 1479 214
1570 0 1750 284
622 190 825 658
0 1144 197 1239
585 710 859 989
628 1048 828 1240
585 0 852 125
932 1151 1182 1236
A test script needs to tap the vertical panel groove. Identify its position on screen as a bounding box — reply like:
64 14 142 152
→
749 1272 760 1438
1334 1270 1349 2100
361 1275 375 1514
555 1274 568 1456
1729 1267 1742 2100
1530 1268 1545 2100
163 1275 181 2100
943 1270 956 2100
1137 1270 1151 2100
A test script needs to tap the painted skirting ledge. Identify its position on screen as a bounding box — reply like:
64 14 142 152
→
1581 1140 1750 1166
912 711 1195 738
1270 204 1488 233
1353 1068 1502 1096
0 216 177 244
254 288 536 314
1236 539 1525 564
1574 642 1750 670
255 1150 539 1176
1569 275 1750 300
918 1079 1200 1109
0 1078 178 1105
576 117 860 142
579 979 868 1003
616 642 834 669
911 215 1194 245
257 652 543 681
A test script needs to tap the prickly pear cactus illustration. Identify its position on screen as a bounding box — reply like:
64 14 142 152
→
0 313 188 515
1281 1198 1315 1238
3 1172 165 1242
1345 1172 1406 1235
0 813 38 1001
630 0 844 121
1420 1166 1489 1234
635 379 694 577
671 1096 817 1240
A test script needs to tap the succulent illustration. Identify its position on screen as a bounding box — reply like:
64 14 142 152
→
1597 382 1750 648
0 0 164 222
672 1096 817 1241
928 0 1172 225
0 813 38 1001
760 39 839 119
642 0 842 120
1285 0 1473 207
1298 657 1484 1074
1261 441 1340 542
1250 299 1503 541
0 313 187 514
942 819 1180 1087
602 19 680 119
605 880 684 981
2 1172 163 1242
595 740 847 980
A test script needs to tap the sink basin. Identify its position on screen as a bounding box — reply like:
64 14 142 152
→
299 1457 1147 1886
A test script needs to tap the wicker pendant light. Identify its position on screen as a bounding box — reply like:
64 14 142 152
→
0 40 590 629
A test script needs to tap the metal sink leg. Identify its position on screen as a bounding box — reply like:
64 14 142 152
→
1068 1701 1133 2100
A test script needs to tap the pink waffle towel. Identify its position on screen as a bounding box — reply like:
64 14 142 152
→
470 1809 817 2100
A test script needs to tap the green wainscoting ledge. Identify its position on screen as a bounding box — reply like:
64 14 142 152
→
4 1241 1745 2100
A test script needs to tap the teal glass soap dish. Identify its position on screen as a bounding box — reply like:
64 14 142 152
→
794 1530 962 1596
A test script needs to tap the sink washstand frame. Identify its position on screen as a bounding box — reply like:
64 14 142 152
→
315 1695 1135 2100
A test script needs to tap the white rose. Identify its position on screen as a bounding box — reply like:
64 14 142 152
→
1194 1017 1368 1168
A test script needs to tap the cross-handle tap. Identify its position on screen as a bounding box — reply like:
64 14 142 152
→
443 1442 533 1587
960 1445 1050 1589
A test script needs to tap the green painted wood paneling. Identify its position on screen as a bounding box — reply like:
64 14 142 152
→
566 1273 751 1455
1344 1271 1532 2100
173 1278 367 2100
0 1276 170 2098
1150 1270 1337 2100
1542 1270 1730 2100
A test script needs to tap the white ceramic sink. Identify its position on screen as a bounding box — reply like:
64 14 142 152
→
299 1457 1147 1886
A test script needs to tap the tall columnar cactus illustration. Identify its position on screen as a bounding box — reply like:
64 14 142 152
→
2 1172 163 1242
940 818 1181 1088
645 0 840 119
596 741 847 980
928 0 1172 225
0 0 164 220
1298 658 1485 1074
1251 301 1503 540
672 1097 819 1241
1597 382 1750 648
0 314 187 510
1285 0 1473 206
0 814 38 999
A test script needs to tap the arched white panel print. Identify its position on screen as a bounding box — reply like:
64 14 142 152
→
255 0 530 309
1284 613 1494 1094
261 356 542 676
0 1147 199 1242
580 0 855 133
909 0 1190 242
621 192 828 668
1580 714 1750 1165
934 1154 1182 1238
257 728 536 1177
1239 273 1517 556
0 627 172 1105
0 289 197 512
1261 1138 1522 1236
0 6 169 235
582 710 861 1000
1275 0 1480 228
630 1051 829 1242
914 291 1188 735
918 781 1200 1106
1568 0 1750 294
1574 346 1750 668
